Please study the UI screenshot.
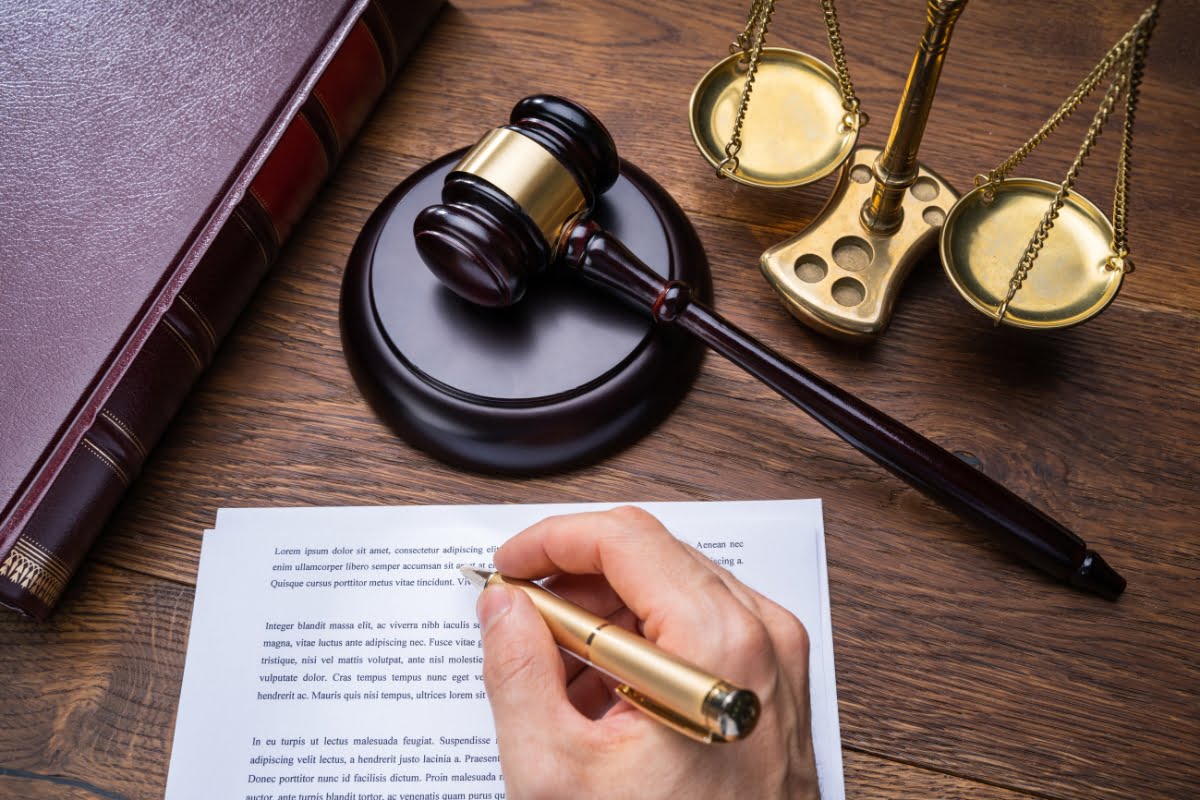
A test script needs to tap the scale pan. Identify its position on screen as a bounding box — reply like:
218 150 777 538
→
940 178 1124 330
689 47 857 189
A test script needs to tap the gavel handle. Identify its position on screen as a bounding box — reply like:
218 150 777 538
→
563 223 1125 599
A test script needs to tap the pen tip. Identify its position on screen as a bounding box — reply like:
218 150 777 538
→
459 565 492 589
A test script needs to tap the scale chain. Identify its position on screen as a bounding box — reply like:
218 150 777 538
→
995 54 1132 325
731 0 770 55
1110 4 1157 268
718 0 865 179
976 20 1140 195
718 0 777 177
992 2 1158 325
820 0 867 129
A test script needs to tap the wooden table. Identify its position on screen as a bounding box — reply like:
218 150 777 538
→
3 1 1197 797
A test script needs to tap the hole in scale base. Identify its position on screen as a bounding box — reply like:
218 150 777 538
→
910 177 939 201
922 206 946 226
832 236 872 272
850 165 873 184
832 277 865 307
794 255 828 283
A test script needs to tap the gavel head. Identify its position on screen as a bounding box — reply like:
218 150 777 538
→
413 95 620 306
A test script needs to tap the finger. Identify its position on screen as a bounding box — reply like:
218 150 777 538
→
683 546 812 699
544 572 625 618
476 582 585 750
496 507 715 623
492 510 734 642
495 507 750 662
682 545 763 618
746 596 810 698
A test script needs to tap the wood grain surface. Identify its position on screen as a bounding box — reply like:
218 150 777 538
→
4 1 1198 798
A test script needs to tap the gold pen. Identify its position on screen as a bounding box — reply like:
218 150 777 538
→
460 566 760 743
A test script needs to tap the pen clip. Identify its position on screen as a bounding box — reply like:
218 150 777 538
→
614 684 720 744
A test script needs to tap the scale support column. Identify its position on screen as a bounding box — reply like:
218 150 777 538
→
862 0 968 234
760 0 968 340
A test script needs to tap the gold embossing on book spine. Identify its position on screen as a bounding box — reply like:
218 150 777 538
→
0 538 71 606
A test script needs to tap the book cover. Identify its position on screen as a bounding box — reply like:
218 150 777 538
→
0 0 444 617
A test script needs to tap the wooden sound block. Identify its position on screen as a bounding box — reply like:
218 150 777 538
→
340 150 711 474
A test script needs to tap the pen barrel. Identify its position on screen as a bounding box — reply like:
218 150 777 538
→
492 575 724 735
587 623 719 727
491 575 601 661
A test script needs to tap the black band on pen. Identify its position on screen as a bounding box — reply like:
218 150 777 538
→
584 623 609 651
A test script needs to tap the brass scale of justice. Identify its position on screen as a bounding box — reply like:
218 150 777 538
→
689 0 1160 339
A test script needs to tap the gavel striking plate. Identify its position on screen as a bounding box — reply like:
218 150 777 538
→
340 97 711 474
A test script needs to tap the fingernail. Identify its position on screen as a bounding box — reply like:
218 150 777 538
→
477 583 513 637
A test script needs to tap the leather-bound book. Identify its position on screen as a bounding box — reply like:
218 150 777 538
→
0 0 443 617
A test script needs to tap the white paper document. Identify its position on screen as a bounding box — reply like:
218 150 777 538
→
166 501 843 800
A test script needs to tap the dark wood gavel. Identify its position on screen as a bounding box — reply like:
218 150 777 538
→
412 95 1125 600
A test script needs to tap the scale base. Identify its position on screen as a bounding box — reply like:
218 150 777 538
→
760 146 958 341
340 151 710 475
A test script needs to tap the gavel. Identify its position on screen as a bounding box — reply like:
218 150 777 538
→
412 95 1125 600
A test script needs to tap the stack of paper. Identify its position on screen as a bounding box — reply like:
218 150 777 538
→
166 501 843 799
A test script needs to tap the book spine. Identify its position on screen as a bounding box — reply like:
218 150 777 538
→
0 0 443 619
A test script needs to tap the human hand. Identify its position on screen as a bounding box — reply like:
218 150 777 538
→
475 506 819 799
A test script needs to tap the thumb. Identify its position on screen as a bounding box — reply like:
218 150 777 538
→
477 582 574 736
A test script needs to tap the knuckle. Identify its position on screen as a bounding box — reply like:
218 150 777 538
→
764 605 810 660
607 504 660 529
693 569 728 598
725 613 773 660
789 617 811 659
